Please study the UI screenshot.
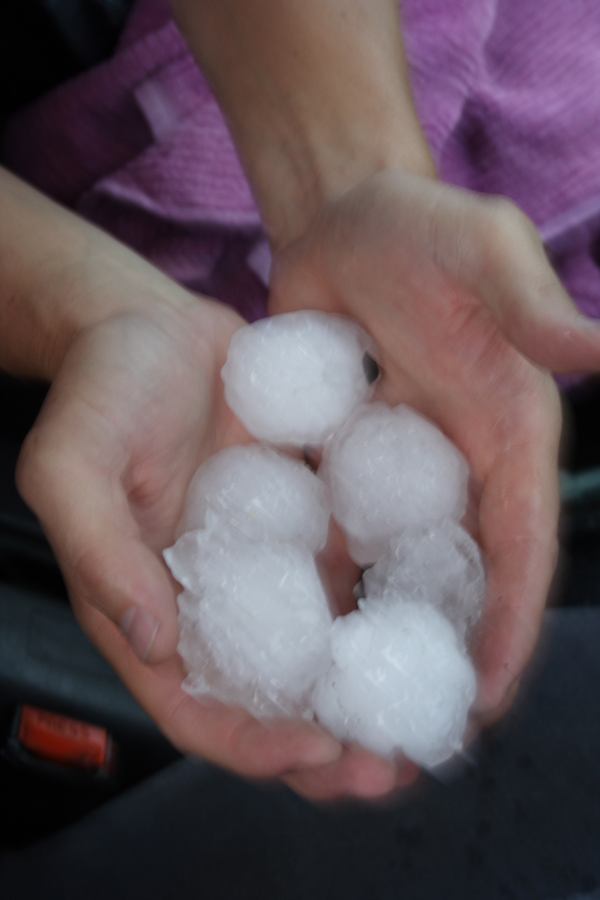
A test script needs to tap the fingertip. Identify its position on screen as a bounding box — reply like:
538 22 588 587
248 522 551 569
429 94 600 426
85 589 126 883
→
351 761 397 799
473 682 505 719
471 639 513 716
396 760 420 789
279 723 343 771
513 312 600 374
566 313 600 371
283 748 397 803
226 716 342 780
295 739 343 771
338 746 398 800
474 676 521 725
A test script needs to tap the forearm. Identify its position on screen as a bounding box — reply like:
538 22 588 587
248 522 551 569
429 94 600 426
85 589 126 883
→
171 0 434 247
0 168 192 380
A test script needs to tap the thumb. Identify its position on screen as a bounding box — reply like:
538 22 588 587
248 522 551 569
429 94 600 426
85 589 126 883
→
473 199 600 373
17 429 179 664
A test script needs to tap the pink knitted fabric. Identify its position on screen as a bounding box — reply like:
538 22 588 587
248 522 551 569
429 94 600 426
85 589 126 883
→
2 0 599 327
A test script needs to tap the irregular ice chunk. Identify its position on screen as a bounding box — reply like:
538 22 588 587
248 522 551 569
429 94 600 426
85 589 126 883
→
322 403 469 565
165 532 333 718
312 599 476 767
179 444 330 552
221 312 374 445
363 522 485 639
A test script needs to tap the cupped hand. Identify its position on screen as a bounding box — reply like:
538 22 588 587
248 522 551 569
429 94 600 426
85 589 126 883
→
16 295 346 782
270 170 600 799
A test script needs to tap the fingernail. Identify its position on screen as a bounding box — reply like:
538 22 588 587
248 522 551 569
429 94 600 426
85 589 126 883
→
299 734 343 767
120 607 160 662
396 762 420 789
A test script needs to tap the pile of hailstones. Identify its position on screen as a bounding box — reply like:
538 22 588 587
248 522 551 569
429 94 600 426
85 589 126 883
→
164 312 486 769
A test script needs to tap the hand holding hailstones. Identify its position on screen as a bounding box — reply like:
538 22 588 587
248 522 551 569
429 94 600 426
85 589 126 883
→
164 312 485 769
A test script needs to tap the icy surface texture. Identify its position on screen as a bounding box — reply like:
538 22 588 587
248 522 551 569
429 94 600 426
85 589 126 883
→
322 403 469 565
179 444 330 552
162 311 484 764
165 531 332 718
312 599 477 767
363 522 485 639
221 311 374 445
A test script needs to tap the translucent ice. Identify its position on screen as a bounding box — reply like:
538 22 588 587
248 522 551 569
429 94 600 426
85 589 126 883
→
164 531 333 718
312 599 476 767
221 311 374 445
164 309 484 758
363 522 485 639
179 444 330 552
322 403 469 565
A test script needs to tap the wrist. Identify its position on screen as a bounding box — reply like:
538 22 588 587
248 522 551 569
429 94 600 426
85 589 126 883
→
0 168 196 381
251 116 435 250
172 0 436 250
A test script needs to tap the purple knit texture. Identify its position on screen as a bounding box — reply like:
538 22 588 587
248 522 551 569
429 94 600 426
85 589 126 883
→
2 0 599 330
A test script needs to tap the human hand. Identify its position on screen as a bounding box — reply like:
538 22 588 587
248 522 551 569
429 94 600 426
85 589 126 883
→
17 295 347 782
270 170 600 799
2 166 410 797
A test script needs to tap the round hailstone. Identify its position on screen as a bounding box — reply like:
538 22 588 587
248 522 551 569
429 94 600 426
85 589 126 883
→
363 522 485 639
164 531 333 718
179 444 330 552
312 599 476 767
221 311 375 446
321 403 469 565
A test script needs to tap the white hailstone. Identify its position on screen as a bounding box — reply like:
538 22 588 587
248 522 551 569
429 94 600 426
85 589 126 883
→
179 444 330 552
221 311 375 446
164 531 333 718
321 403 469 565
312 599 476 768
363 521 485 639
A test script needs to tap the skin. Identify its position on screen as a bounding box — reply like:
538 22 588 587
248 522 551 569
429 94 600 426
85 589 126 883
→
4 1 600 802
